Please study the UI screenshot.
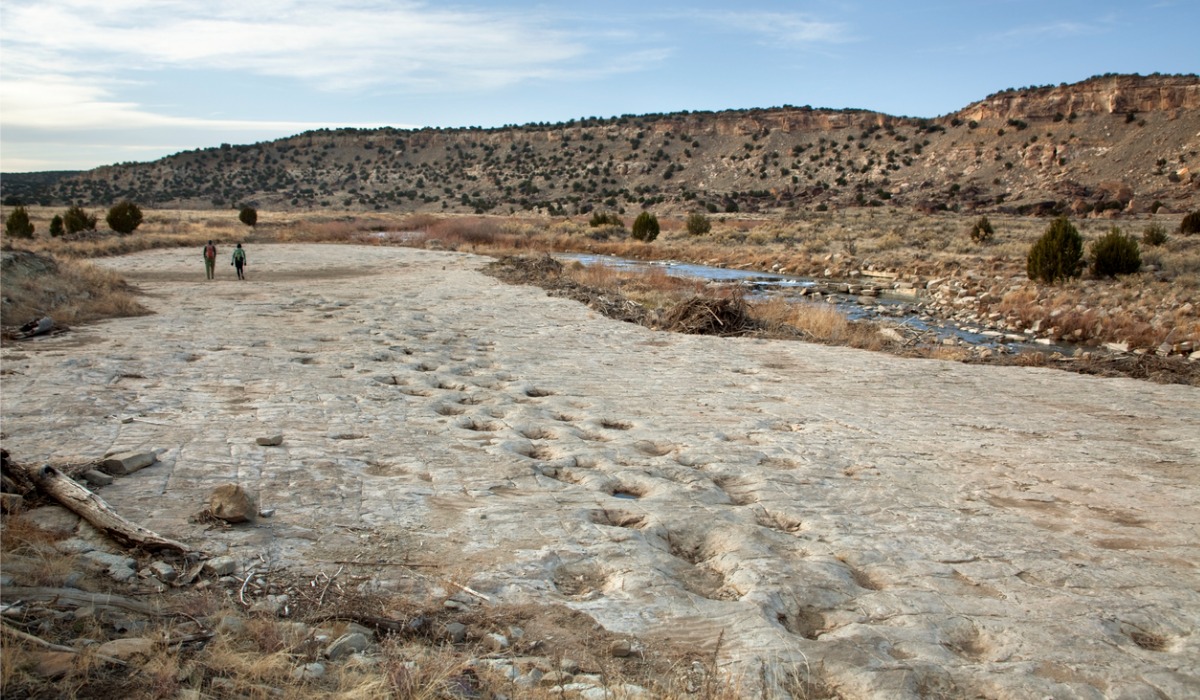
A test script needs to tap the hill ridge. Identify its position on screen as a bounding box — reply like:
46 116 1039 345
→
3 73 1197 217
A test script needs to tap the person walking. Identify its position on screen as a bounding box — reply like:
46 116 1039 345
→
203 240 218 279
231 243 247 280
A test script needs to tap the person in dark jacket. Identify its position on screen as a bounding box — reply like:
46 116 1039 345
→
232 243 247 280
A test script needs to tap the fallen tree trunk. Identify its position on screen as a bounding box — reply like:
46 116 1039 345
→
1 586 161 617
18 463 195 554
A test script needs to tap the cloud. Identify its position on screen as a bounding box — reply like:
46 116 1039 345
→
0 0 608 93
989 19 1110 43
0 0 664 168
697 11 851 46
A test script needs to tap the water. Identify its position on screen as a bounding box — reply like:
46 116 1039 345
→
556 253 1075 355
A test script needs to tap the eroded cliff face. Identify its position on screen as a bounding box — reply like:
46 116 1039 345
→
956 74 1200 122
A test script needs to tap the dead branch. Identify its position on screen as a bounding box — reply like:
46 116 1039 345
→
1 586 162 617
1 623 130 667
14 462 195 554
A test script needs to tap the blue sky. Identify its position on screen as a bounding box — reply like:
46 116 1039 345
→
1 0 1196 172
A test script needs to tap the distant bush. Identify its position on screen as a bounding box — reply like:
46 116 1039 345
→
239 206 258 227
105 200 143 234
1181 210 1200 235
685 212 711 236
589 210 622 228
969 215 994 243
1027 216 1082 283
631 211 659 242
4 206 35 239
63 205 98 234
1142 222 1168 247
1091 226 1141 277
49 215 64 238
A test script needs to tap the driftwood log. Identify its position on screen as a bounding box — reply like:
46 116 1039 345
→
9 460 194 554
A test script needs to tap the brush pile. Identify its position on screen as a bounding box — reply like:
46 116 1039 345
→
659 296 756 336
485 254 563 284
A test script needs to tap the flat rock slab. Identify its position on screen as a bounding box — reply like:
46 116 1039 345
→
99 451 157 476
2 244 1198 699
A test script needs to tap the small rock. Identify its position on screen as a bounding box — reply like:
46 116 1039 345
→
445 622 468 643
96 637 155 661
81 469 114 487
483 632 509 652
540 670 575 687
291 662 326 681
258 507 276 518
209 484 257 523
98 451 157 476
256 435 284 447
0 493 23 513
147 560 177 582
609 639 634 658
215 615 247 637
203 556 238 577
81 550 137 582
250 595 290 616
559 657 581 674
325 632 369 660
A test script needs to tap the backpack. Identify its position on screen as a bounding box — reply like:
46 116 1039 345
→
204 244 216 260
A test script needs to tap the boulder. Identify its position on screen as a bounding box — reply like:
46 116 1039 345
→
209 484 256 523
256 435 283 447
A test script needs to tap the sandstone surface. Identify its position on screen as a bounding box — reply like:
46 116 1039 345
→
1 243 1198 698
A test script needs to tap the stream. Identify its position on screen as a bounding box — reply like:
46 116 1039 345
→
556 253 1077 355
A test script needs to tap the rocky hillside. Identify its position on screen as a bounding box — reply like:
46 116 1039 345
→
3 74 1197 218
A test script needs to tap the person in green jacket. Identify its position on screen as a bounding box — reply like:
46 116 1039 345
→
231 243 247 280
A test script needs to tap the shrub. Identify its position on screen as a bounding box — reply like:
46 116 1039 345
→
1091 226 1141 277
4 206 35 239
239 206 258 227
63 205 98 234
686 212 711 236
105 200 143 234
49 215 64 238
1027 216 1083 283
589 210 622 228
969 215 994 243
1142 222 1168 247
631 211 660 242
1181 210 1200 235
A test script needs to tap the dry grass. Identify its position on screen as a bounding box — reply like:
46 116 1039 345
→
750 297 890 350
3 205 1196 369
1 498 760 699
0 252 149 331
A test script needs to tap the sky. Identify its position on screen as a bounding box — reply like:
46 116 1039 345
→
1 0 1196 173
